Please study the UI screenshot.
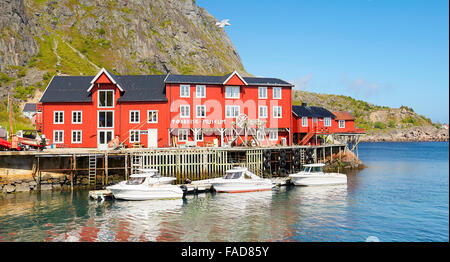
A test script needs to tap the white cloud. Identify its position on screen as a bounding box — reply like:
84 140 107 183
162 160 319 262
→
291 73 312 90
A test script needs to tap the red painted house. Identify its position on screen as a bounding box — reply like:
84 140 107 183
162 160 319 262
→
38 68 294 148
292 103 365 145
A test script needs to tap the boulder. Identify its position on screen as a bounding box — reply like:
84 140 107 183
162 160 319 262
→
2 184 15 193
15 182 31 192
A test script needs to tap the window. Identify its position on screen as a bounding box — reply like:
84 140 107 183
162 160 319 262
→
180 105 190 118
178 129 188 142
259 106 268 118
98 90 114 108
302 117 308 127
258 86 267 99
196 85 206 98
324 117 331 127
313 117 318 124
53 130 64 144
225 86 240 99
71 130 82 144
98 111 114 128
195 131 203 142
180 85 190 98
225 105 240 118
129 110 140 124
129 130 140 143
273 87 281 99
256 131 265 141
54 111 64 124
196 105 206 118
72 111 82 124
273 106 282 118
269 131 278 141
339 120 345 128
148 110 158 123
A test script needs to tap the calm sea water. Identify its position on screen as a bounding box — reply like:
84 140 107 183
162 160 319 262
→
0 142 448 242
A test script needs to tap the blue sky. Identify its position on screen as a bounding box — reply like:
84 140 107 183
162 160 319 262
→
197 0 449 123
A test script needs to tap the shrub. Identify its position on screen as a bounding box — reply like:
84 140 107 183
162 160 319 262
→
373 121 386 129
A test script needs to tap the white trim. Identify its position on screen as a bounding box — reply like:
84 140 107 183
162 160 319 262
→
129 130 140 143
147 110 158 123
273 87 282 99
53 111 64 124
225 86 240 99
258 105 268 118
196 85 206 98
302 116 308 127
222 70 248 85
258 86 267 99
71 130 82 144
339 120 345 128
324 117 331 127
129 110 140 124
71 111 82 124
180 105 190 118
180 84 190 98
269 131 278 141
87 68 124 92
196 105 206 118
97 130 114 145
53 130 64 144
178 129 189 142
97 110 114 128
225 105 240 118
97 89 115 108
273 106 282 118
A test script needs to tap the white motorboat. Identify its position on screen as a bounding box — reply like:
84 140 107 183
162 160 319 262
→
211 167 275 193
288 163 347 186
106 168 184 200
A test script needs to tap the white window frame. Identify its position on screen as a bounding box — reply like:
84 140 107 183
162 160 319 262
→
129 130 140 143
256 131 265 141
258 86 267 99
225 105 240 118
54 111 64 124
129 110 140 124
302 117 308 127
324 117 331 127
273 87 282 99
196 105 206 118
180 84 190 98
196 85 206 98
98 110 114 128
71 130 82 144
53 130 64 144
258 106 268 118
98 90 114 108
178 129 189 142
71 111 82 124
147 110 158 123
180 105 190 118
273 106 282 118
339 120 345 128
195 131 204 142
225 86 240 99
269 131 278 141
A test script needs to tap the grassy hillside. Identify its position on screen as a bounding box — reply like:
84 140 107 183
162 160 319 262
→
293 90 438 134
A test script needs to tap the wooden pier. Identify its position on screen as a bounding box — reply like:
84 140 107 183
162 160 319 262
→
0 144 347 190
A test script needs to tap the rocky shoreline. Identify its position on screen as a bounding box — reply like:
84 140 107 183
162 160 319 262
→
360 126 449 142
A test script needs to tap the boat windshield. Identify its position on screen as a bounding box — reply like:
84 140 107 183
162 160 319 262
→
223 172 242 179
303 166 323 173
126 177 146 185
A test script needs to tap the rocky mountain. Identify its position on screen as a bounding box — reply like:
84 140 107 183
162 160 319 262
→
0 0 246 129
293 90 449 142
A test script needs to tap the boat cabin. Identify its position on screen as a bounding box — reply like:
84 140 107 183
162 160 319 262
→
223 167 260 180
301 163 325 173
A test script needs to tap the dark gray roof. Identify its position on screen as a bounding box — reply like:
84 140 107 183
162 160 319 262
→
23 103 37 112
165 74 293 87
292 105 336 118
40 75 167 103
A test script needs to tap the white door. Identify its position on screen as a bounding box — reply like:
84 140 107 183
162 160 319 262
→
98 130 113 149
148 129 158 148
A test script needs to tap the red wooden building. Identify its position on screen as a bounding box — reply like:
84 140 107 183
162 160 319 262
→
38 68 294 148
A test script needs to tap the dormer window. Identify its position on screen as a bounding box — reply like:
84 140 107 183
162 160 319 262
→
225 86 240 99
98 90 114 108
